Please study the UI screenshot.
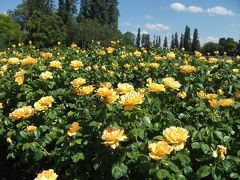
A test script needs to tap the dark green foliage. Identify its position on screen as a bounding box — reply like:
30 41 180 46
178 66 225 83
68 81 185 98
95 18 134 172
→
202 42 220 55
192 28 200 52
122 32 135 46
170 34 175 49
0 14 22 50
180 33 184 49
136 28 141 48
174 32 179 49
184 26 191 51
141 34 151 49
237 40 240 55
163 36 168 48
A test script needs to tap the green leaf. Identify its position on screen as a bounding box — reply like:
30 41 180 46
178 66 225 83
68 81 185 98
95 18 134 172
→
191 142 201 149
67 111 74 117
201 143 210 154
156 169 170 179
196 165 211 179
111 163 128 179
71 152 84 163
214 131 223 140
230 172 239 178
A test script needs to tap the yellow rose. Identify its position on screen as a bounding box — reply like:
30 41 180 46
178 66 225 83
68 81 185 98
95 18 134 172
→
162 77 181 90
67 122 79 137
85 66 92 71
208 99 219 109
34 169 58 180
0 102 3 109
236 55 240 61
119 91 144 110
147 83 165 93
40 71 53 80
163 126 189 151
101 127 127 149
235 90 240 99
96 87 115 97
8 57 20 65
166 52 175 59
212 145 227 160
117 83 134 94
70 60 83 70
70 78 86 88
148 141 173 160
93 64 99 70
34 96 54 111
26 125 37 132
21 57 37 66
149 63 159 69
134 50 141 57
70 43 78 48
139 62 145 67
180 65 197 74
107 47 114 54
15 76 25 85
217 89 224 95
101 65 107 71
50 61 62 69
9 106 35 122
74 85 94 95
219 99 234 107
177 91 187 99
197 91 205 99
98 51 106 56
40 52 53 59
124 63 131 69
232 69 239 73
108 70 114 77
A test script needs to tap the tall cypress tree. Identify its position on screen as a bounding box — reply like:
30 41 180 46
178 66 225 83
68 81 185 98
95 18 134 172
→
174 32 179 49
180 33 184 49
163 36 168 48
170 34 175 49
184 25 191 51
108 0 119 30
192 28 200 52
136 28 141 48
158 36 161 48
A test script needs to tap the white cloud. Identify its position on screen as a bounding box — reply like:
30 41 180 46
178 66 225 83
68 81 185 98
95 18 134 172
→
207 6 234 16
205 36 219 43
187 6 204 13
142 30 149 34
122 22 131 27
170 3 186 11
145 23 170 31
0 11 7 15
144 15 153 20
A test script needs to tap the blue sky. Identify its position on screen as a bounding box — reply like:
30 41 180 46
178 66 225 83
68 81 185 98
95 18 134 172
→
0 0 240 45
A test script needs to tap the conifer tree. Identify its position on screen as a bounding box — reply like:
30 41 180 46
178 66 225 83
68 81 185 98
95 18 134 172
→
184 25 191 51
136 28 141 48
192 28 200 52
163 36 168 48
174 32 179 49
180 33 184 49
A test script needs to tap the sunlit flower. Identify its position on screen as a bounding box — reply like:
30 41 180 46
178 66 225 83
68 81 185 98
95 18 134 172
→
139 62 145 67
149 63 159 69
134 50 141 57
194 51 202 58
212 145 227 160
217 89 224 95
34 96 54 111
148 141 173 160
93 64 99 70
70 60 83 70
26 125 37 132
67 122 79 137
74 85 94 95
100 82 112 88
34 169 58 180
163 126 189 151
96 87 115 97
71 78 86 88
85 66 92 71
9 106 35 122
219 99 235 107
107 47 114 54
40 52 53 59
0 103 3 109
101 65 107 71
180 65 197 74
117 83 134 94
197 91 205 99
40 71 53 80
232 69 239 73
208 58 218 63
208 99 219 109
98 51 106 56
101 127 127 149
14 70 26 85
124 63 131 69
205 93 218 100
177 91 187 99
166 52 175 59
50 61 62 69
21 57 37 65
6 137 12 144
162 77 181 90
235 90 240 99
8 57 20 65
147 83 165 93
119 91 144 110
108 70 114 77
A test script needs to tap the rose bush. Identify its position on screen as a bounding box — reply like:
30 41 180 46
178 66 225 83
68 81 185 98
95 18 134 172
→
0 42 239 179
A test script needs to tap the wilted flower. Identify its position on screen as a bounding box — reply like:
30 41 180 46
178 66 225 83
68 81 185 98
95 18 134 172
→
148 141 173 160
67 122 79 137
40 71 53 80
162 77 181 90
26 125 37 132
34 169 58 180
9 106 35 122
117 83 134 94
180 65 197 74
163 126 189 151
70 60 83 70
71 78 86 88
119 91 144 110
101 127 127 149
34 96 54 111
50 61 62 69
212 145 227 160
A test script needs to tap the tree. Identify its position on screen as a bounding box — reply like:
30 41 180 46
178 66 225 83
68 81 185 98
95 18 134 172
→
237 40 240 55
170 34 175 49
158 36 161 48
136 28 141 48
141 34 151 48
174 32 179 49
163 36 168 48
223 38 237 56
0 14 22 50
202 42 220 55
180 33 184 49
58 0 77 24
184 26 191 51
192 28 200 52
122 31 135 46
107 0 119 30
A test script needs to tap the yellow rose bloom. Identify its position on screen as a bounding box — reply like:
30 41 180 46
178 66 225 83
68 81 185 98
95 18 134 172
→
6 137 12 144
101 127 127 149
208 99 219 109
139 62 145 67
85 66 92 71
163 126 189 151
101 65 107 71
40 52 53 59
100 82 112 88
50 61 62 69
0 102 3 109
9 106 35 122
93 64 99 70
134 50 141 57
8 57 20 65
70 43 78 48
108 70 114 77
208 58 218 63
34 96 54 111
217 89 224 95
177 91 187 99
219 99 235 107
197 91 206 99
117 83 134 94
98 51 106 56
180 65 197 74
107 47 114 54
147 83 165 93
212 145 227 160
232 69 239 73
149 63 159 69
96 87 115 97
34 169 58 180
21 57 37 66
70 60 83 70
70 78 86 88
74 85 94 95
162 77 181 90
235 90 240 99
124 63 131 69
67 122 80 137
166 52 175 59
133 66 139 71
40 71 53 80
205 93 218 100
236 55 240 61
148 141 173 160
26 125 37 132
119 91 144 110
